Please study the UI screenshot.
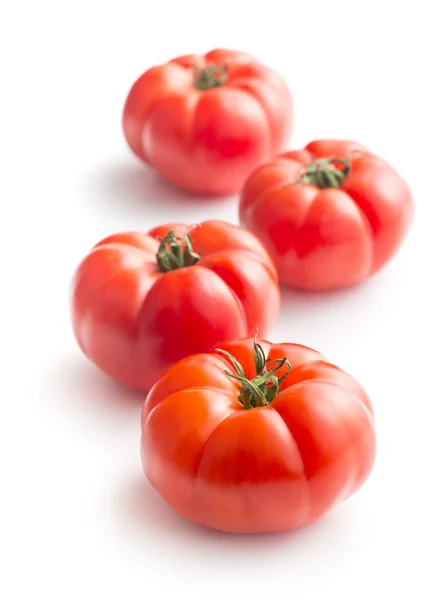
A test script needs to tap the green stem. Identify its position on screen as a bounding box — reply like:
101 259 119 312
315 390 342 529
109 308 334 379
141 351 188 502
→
193 63 228 90
297 154 353 189
214 337 291 408
156 230 200 273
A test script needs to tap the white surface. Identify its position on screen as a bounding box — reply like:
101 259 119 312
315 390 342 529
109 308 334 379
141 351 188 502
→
2 1 441 598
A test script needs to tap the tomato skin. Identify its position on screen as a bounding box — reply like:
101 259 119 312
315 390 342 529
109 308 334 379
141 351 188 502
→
239 140 414 290
141 338 376 533
122 49 293 194
70 221 280 391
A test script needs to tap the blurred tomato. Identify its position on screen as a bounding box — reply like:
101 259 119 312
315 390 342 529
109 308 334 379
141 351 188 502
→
70 221 280 391
123 49 293 194
240 140 413 290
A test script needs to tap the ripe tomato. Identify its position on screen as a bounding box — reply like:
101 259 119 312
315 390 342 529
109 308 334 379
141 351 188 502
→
141 336 375 533
70 221 280 391
122 48 293 194
239 140 414 290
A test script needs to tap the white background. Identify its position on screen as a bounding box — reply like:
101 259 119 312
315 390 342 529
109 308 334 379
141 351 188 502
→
2 1 441 598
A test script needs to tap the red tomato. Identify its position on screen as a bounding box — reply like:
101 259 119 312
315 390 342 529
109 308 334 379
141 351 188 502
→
240 140 414 290
70 221 280 391
122 49 293 194
141 336 375 533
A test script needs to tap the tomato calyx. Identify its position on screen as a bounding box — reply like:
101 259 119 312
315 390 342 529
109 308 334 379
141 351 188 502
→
298 155 351 189
215 337 291 409
193 63 228 90
156 230 200 273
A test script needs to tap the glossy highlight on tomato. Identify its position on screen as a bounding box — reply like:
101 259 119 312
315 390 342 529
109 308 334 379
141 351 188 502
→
240 139 414 290
141 337 376 533
123 48 293 194
70 221 280 391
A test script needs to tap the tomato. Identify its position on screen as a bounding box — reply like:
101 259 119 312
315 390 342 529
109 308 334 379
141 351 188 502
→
122 48 293 194
70 221 280 391
239 140 414 290
141 336 375 533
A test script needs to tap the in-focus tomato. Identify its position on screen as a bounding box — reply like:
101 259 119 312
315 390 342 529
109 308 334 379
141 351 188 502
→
123 49 293 194
240 140 414 290
70 221 280 391
141 336 376 533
